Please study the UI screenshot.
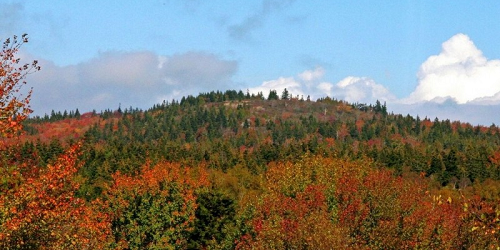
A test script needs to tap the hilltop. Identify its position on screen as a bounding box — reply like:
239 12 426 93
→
16 90 500 185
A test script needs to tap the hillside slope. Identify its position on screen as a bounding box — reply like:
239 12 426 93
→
2 90 499 248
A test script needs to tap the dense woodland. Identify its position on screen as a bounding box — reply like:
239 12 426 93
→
1 88 499 249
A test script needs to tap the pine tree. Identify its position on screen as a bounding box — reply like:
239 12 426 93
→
268 90 279 100
281 88 290 100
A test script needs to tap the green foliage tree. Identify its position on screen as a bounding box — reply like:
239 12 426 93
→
188 189 237 249
281 88 290 100
267 89 278 100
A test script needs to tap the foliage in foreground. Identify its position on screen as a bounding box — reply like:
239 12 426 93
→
2 149 499 249
237 157 500 249
0 144 111 249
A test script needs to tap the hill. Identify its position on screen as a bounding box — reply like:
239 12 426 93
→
1 90 500 248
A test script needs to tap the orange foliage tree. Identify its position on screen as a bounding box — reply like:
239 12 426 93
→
104 161 209 249
0 34 39 139
0 144 112 249
1 35 112 248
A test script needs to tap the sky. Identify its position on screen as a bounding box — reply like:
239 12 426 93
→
2 1 500 125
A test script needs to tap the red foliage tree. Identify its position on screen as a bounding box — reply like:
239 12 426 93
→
0 34 39 139
237 156 500 249
236 157 351 249
459 195 500 249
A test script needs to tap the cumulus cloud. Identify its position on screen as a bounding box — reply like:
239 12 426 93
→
249 76 303 98
228 0 296 40
249 67 394 103
248 52 500 125
298 67 324 82
390 33 500 125
405 33 500 104
25 51 237 115
334 77 396 104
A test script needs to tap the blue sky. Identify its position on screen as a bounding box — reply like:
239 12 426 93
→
2 1 500 125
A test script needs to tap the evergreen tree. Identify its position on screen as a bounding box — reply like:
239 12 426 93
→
267 90 279 100
75 108 81 119
281 88 290 100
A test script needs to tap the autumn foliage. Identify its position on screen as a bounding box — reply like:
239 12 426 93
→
104 162 209 249
0 144 111 249
0 34 39 139
237 156 500 249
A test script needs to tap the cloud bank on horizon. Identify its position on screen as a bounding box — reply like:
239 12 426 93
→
248 33 500 125
25 51 237 114
24 33 500 125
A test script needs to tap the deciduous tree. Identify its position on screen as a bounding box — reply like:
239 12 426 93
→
0 144 112 249
0 34 39 138
104 162 209 249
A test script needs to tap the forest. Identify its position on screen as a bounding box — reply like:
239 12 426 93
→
1 36 500 249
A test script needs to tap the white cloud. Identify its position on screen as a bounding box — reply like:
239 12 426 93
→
25 51 237 115
298 67 324 82
334 76 395 104
249 76 303 98
248 52 500 125
390 33 500 125
405 33 500 104
249 69 394 103
316 82 333 93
